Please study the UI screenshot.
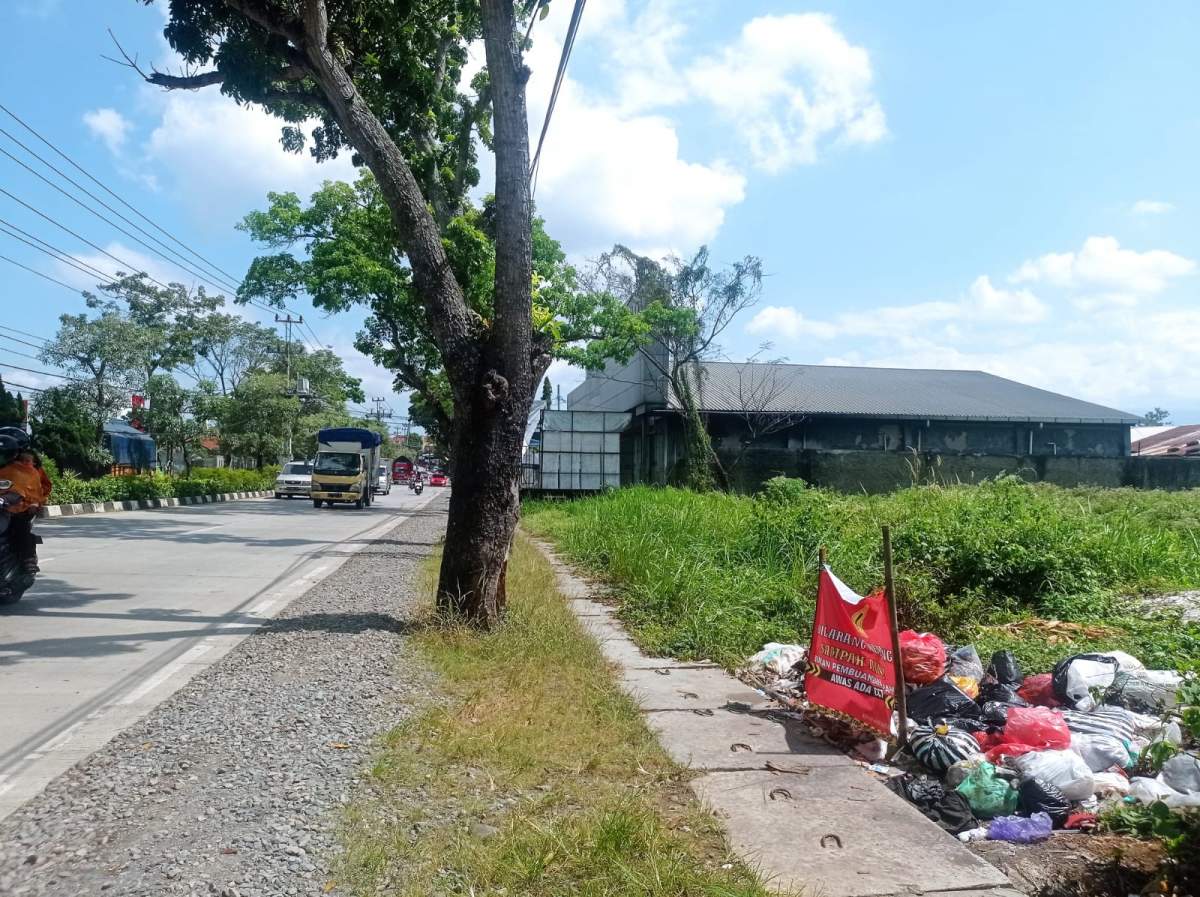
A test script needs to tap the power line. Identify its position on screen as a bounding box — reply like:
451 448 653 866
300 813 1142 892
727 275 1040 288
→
529 0 587 194
0 124 240 292
0 379 46 394
0 251 82 294
0 101 246 288
0 103 335 351
0 217 117 284
0 323 52 343
0 185 181 294
0 331 45 351
0 142 239 295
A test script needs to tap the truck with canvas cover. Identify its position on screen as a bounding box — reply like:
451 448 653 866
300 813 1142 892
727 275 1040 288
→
311 427 382 509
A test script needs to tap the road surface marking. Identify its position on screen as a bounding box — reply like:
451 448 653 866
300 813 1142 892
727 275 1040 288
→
0 490 442 816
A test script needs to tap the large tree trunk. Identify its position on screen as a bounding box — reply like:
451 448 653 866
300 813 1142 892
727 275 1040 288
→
435 0 540 626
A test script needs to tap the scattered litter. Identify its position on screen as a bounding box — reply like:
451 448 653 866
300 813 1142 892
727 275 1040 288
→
736 627 1197 856
745 643 807 677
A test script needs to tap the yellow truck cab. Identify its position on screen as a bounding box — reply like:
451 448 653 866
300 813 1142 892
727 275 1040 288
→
311 427 382 509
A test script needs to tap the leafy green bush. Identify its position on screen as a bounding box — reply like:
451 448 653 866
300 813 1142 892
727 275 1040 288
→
42 462 278 506
524 481 1200 672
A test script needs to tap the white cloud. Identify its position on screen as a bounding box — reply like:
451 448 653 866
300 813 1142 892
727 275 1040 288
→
83 108 131 154
685 13 887 172
142 90 356 229
746 306 838 340
968 275 1048 324
50 241 208 292
525 18 746 255
1132 199 1174 215
1010 235 1195 299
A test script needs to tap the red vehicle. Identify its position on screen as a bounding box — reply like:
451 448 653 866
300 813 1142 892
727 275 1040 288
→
429 471 448 487
391 457 413 484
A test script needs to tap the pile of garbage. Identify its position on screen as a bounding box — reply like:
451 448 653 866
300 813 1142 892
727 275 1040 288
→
739 636 1199 845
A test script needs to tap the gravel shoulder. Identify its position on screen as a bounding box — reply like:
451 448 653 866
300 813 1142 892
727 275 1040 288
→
0 497 448 897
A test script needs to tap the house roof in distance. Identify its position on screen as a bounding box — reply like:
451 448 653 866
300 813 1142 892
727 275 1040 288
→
1131 425 1200 455
685 361 1140 424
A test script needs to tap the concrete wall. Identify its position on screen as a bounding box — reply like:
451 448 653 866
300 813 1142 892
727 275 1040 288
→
717 447 1200 494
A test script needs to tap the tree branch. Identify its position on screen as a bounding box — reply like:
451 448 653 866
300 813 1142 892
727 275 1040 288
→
294 0 480 404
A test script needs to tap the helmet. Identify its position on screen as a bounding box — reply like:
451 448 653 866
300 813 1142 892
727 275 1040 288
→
0 426 30 464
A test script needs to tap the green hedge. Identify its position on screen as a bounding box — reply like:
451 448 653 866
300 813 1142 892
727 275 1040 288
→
43 459 280 505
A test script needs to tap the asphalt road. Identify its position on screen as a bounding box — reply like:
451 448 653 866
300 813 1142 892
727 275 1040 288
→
0 485 442 820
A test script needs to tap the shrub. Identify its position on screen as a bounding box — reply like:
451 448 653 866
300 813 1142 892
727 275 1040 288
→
524 481 1200 673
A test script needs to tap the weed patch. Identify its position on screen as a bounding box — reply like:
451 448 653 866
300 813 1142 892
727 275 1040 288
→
523 480 1200 673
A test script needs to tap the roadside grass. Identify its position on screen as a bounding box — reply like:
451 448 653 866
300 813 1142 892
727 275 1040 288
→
523 479 1200 675
336 535 777 897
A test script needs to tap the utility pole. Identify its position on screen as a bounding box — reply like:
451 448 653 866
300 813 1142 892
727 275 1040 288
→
369 397 393 423
275 314 304 461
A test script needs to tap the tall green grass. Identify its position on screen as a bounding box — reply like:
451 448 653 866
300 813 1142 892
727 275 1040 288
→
524 478 1200 674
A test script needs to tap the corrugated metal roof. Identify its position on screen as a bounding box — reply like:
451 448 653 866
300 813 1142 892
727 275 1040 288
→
678 362 1140 424
1131 425 1200 456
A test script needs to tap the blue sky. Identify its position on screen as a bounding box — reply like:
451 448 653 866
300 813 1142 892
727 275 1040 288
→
3 1 1199 421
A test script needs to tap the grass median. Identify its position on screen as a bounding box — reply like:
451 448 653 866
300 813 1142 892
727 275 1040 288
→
523 479 1200 674
336 534 776 897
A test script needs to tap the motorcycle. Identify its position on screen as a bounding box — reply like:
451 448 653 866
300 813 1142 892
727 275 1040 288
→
410 477 424 495
0 482 40 606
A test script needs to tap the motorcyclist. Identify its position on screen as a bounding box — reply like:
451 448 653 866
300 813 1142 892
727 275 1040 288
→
0 428 50 573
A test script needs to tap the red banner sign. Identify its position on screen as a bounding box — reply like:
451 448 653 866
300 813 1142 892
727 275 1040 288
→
805 568 898 740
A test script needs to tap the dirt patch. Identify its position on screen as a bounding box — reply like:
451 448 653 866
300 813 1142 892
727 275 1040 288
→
970 833 1163 896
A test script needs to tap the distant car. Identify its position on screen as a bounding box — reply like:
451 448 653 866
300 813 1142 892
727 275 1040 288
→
429 471 448 487
274 461 313 499
375 464 392 495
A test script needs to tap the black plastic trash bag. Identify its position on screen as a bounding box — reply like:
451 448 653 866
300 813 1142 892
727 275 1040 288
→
980 701 1020 726
944 716 989 733
1052 654 1120 710
908 678 984 723
988 650 1023 686
977 681 1029 706
887 775 979 835
1017 777 1071 828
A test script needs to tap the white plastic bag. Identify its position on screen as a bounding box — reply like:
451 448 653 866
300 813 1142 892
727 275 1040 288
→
1071 733 1130 772
1091 772 1131 797
1160 753 1200 796
1098 650 1145 673
1129 776 1178 804
1013 749 1095 800
747 643 807 676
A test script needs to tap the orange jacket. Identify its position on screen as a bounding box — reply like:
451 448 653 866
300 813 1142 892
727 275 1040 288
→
0 460 49 514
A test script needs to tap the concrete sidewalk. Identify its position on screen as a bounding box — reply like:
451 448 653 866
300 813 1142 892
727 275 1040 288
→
532 538 1022 897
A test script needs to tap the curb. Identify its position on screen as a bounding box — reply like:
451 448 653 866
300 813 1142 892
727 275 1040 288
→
39 490 272 520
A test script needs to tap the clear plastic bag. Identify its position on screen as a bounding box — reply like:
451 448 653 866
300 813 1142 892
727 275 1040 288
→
988 812 1053 843
947 645 984 697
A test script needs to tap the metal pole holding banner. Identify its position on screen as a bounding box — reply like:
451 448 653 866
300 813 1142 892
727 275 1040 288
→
881 525 909 746
818 545 827 569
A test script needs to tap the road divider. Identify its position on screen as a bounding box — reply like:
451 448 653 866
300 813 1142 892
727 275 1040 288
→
38 490 273 519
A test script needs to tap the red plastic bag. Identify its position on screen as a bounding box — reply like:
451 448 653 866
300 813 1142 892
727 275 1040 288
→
899 630 947 685
984 742 1039 765
1004 706 1070 751
1016 673 1062 707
